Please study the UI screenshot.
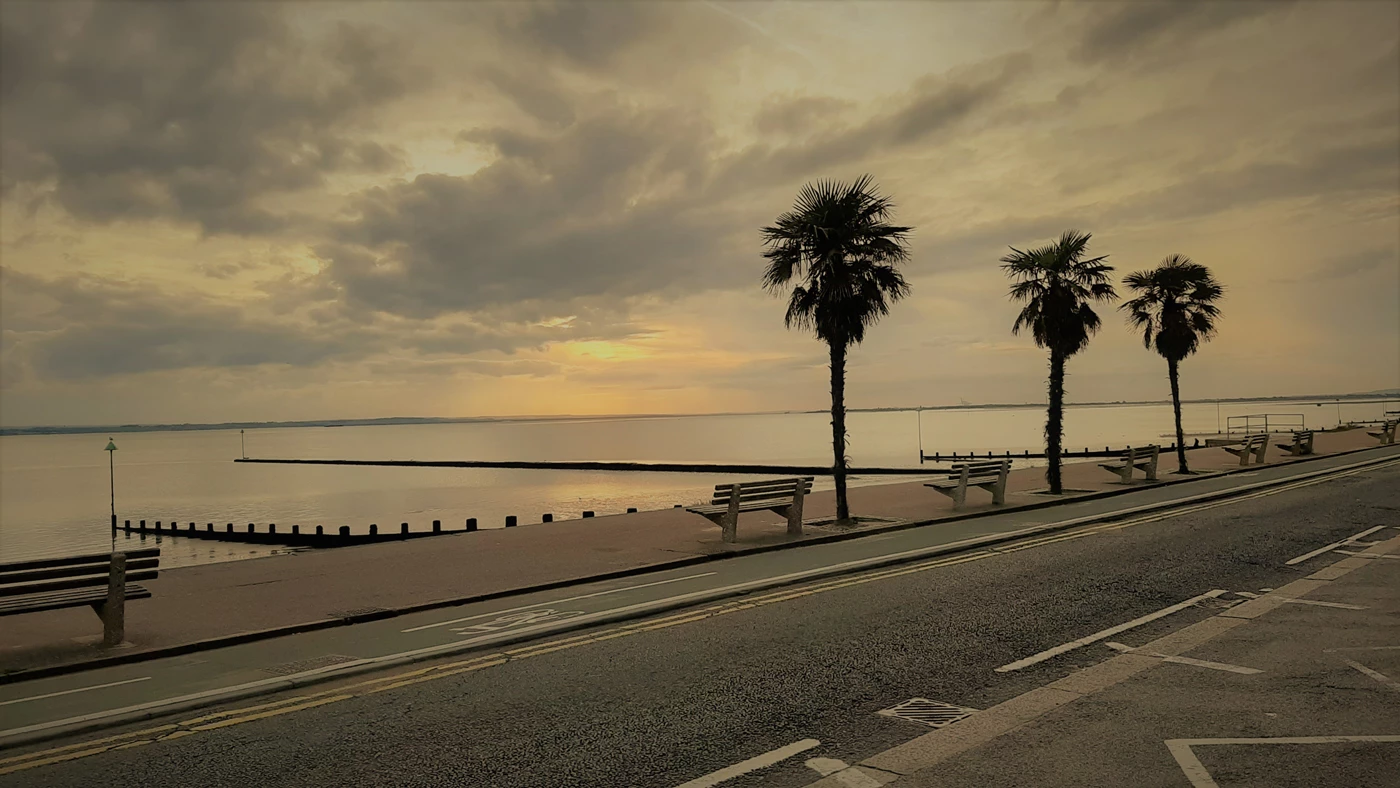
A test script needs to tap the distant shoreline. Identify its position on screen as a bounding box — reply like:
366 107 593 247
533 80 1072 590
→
2 392 1395 437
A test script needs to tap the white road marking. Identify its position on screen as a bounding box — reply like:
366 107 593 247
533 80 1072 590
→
674 739 820 787
1159 655 1261 674
400 572 718 632
805 758 847 777
1104 643 1261 674
1324 645 1400 652
1344 660 1400 692
1235 592 1367 609
803 762 888 788
1280 598 1368 609
1333 550 1400 560
996 590 1227 672
1285 526 1387 565
1167 736 1400 788
0 677 152 708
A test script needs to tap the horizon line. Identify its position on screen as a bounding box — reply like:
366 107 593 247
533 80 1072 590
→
3 390 1397 436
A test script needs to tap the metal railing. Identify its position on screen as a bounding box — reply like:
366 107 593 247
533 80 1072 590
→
1226 414 1304 435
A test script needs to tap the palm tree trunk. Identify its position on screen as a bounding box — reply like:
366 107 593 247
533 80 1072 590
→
1046 350 1065 494
829 340 851 522
1169 357 1188 473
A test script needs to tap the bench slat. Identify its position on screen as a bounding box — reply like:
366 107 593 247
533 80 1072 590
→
1 557 161 586
926 476 1001 488
711 478 813 493
688 500 797 515
0 548 161 573
1 569 159 599
0 584 152 617
712 489 812 505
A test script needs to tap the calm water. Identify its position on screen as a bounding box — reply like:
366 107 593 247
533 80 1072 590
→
2 398 1394 565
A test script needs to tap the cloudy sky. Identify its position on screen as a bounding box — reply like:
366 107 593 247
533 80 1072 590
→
1 0 1396 427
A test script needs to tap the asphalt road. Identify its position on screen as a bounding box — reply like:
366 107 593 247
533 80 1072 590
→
4 461 1396 788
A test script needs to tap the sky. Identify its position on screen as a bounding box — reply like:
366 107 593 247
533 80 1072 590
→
1 0 1397 427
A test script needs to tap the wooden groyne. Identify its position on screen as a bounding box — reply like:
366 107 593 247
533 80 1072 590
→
921 440 1208 462
119 518 472 547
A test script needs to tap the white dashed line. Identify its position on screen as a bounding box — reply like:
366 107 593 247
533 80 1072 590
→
675 739 821 787
996 590 1226 672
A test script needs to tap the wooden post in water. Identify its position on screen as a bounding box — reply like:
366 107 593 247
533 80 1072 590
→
102 553 126 647
466 518 477 532
505 516 517 527
369 524 377 536
542 513 553 522
401 523 409 535
582 511 595 518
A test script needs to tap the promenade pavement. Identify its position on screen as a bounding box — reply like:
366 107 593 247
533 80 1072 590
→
0 429 1381 676
810 531 1400 788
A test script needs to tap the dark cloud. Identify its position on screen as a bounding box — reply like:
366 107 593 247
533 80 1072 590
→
479 66 577 128
0 268 647 382
713 53 1031 193
319 103 754 320
0 1 416 235
500 2 657 70
752 96 855 136
1072 0 1292 65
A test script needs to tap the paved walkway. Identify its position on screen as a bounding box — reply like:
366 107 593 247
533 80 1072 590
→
809 530 1400 788
0 430 1382 675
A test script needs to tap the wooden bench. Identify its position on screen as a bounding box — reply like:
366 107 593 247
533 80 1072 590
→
1275 430 1315 457
687 477 812 543
0 548 160 646
1367 419 1397 445
1099 445 1160 483
924 460 1010 510
1222 434 1268 466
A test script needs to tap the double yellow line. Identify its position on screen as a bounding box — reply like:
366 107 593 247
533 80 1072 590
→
4 457 1395 775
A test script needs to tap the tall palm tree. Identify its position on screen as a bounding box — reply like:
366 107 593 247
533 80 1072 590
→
1001 230 1117 494
761 175 912 524
1121 255 1225 474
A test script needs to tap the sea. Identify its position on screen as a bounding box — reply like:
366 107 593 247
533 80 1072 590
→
2 398 1395 567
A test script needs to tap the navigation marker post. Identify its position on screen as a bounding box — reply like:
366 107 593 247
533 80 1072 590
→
241 429 246 459
105 438 118 551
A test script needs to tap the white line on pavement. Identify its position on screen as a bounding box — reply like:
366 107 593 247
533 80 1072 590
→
400 572 718 632
995 590 1227 672
1285 526 1387 565
1344 660 1400 692
1167 736 1400 788
0 677 152 708
1236 592 1368 609
1104 643 1261 674
1158 655 1261 674
674 739 821 787
1333 550 1400 560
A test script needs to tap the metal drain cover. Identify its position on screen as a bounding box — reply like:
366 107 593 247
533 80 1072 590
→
263 654 360 675
877 698 978 728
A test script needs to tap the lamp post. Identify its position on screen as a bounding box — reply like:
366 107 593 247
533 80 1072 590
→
240 429 246 459
916 406 924 464
105 438 118 551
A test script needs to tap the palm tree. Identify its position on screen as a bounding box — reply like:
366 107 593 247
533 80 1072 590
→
1121 255 1225 474
1001 230 1117 494
761 175 912 524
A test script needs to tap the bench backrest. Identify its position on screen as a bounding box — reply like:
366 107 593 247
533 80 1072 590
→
1242 434 1267 447
711 477 814 505
0 548 160 599
938 460 1010 478
1121 445 1159 459
1292 430 1314 440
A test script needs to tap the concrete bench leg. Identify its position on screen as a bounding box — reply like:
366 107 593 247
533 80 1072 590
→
722 484 741 543
952 467 969 510
992 464 1009 505
786 482 805 535
100 553 126 647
